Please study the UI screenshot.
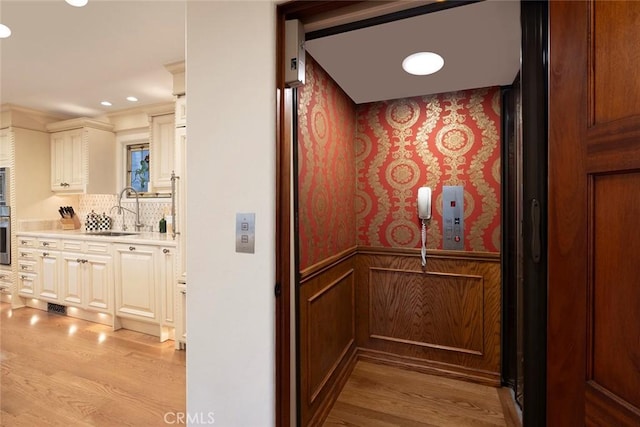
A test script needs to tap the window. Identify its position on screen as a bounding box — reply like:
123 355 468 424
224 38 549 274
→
126 143 150 193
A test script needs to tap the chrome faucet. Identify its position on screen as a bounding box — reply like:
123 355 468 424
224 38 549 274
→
114 187 144 231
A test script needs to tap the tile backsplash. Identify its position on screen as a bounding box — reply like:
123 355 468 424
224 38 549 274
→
79 194 172 232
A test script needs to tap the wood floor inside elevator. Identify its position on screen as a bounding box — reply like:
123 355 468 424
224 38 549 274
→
324 361 521 427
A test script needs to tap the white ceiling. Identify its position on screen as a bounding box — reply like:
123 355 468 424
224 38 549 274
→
0 1 520 119
0 0 186 118
305 0 521 104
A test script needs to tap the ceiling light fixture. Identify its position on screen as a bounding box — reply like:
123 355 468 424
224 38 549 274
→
65 0 88 7
100 101 112 107
126 96 138 102
0 24 12 39
402 52 445 76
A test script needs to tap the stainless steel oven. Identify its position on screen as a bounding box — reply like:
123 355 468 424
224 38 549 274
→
0 167 8 206
0 206 10 265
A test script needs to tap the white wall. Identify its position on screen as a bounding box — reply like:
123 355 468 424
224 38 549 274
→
186 2 276 426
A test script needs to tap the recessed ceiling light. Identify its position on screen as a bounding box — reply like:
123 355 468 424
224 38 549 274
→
65 0 88 7
402 52 445 76
0 24 11 39
126 96 138 102
100 101 112 107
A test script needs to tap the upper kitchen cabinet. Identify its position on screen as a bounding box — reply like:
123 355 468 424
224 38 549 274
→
0 130 12 167
47 118 116 194
149 113 175 191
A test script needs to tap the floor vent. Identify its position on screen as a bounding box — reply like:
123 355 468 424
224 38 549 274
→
47 303 67 315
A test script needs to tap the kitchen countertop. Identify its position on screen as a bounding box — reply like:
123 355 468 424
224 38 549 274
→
17 229 179 246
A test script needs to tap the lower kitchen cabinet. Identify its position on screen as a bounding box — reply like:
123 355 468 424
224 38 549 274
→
114 243 159 323
17 273 36 297
159 246 175 326
61 252 113 313
37 249 61 302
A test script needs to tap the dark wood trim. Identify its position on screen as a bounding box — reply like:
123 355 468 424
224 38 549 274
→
500 81 518 393
300 246 358 282
357 245 500 261
308 347 358 426
520 1 548 425
357 348 500 387
306 0 481 41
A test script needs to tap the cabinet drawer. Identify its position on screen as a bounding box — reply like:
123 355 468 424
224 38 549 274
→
61 239 84 252
18 261 36 273
86 241 110 254
17 237 36 248
18 249 36 260
38 239 59 249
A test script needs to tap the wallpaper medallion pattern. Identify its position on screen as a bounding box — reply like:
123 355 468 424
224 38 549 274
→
297 57 501 269
297 57 357 270
356 88 501 252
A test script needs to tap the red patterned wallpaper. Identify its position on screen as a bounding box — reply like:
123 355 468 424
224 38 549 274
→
355 89 502 252
297 57 502 269
297 56 357 270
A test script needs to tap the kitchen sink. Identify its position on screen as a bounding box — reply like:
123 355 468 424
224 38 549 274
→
85 231 138 237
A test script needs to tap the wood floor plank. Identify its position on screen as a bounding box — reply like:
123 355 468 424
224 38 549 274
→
0 303 185 426
324 361 512 427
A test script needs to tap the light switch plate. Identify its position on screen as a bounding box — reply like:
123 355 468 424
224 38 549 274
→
235 213 255 254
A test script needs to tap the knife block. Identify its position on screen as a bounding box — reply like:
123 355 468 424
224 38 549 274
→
60 216 81 230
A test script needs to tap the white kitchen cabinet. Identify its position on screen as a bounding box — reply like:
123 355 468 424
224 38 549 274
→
175 96 186 127
61 251 113 313
17 273 36 297
36 249 61 302
114 243 158 323
159 246 175 326
149 113 175 191
47 118 115 194
0 129 12 167
176 280 186 350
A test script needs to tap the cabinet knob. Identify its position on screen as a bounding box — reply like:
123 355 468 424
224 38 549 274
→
163 248 170 254
180 290 186 295
83 259 88 264
21 252 27 257
21 240 27 245
21 265 28 270
76 258 83 264
42 242 49 247
42 252 49 257
0 275 5 280
21 275 27 280
129 246 135 251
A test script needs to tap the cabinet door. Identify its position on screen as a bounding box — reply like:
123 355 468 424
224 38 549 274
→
61 255 83 306
38 251 60 301
150 114 175 190
51 129 84 191
0 129 12 167
85 254 112 313
159 247 175 325
114 244 158 322
17 273 36 297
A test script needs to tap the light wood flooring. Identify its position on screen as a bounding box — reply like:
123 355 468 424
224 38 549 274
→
0 303 185 426
324 361 522 427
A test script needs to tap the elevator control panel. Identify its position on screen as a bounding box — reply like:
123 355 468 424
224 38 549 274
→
442 186 464 250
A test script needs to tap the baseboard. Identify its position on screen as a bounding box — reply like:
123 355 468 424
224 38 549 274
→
357 347 501 387
307 345 358 427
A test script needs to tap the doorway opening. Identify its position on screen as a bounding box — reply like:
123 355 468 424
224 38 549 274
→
275 2 547 426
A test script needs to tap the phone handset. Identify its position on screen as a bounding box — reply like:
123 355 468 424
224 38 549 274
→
417 187 432 267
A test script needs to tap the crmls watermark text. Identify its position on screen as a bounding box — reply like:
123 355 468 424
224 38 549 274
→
164 412 215 425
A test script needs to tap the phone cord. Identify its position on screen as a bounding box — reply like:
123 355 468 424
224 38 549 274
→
421 219 427 267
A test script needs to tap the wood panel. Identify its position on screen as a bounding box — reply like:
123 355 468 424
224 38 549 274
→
356 248 501 385
300 255 357 426
549 1 640 425
588 172 640 413
369 268 484 355
592 1 640 125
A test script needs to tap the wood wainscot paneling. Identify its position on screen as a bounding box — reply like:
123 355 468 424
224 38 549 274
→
299 247 358 426
355 247 501 386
